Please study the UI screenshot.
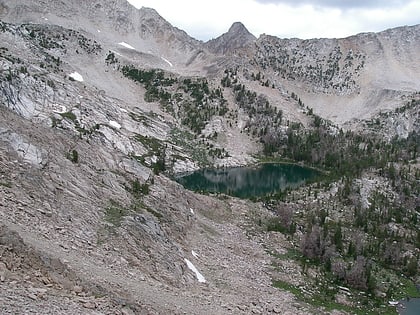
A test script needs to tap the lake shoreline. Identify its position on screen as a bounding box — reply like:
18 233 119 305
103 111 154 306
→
175 162 320 198
174 160 326 178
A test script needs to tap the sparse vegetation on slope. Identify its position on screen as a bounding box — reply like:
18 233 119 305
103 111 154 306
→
121 65 228 134
260 123 419 313
254 36 366 95
0 3 419 314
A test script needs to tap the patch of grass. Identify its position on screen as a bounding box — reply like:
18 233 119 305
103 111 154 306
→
131 179 149 197
59 111 77 122
104 200 128 227
132 135 167 174
266 217 296 235
0 181 12 188
169 127 209 167
270 247 302 260
272 279 302 296
396 277 420 299
132 201 163 219
132 155 146 165
67 149 79 163
134 134 163 153
272 278 395 315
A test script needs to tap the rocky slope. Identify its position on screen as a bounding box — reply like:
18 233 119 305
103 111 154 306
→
253 25 420 124
1 0 419 126
0 0 419 314
0 0 212 72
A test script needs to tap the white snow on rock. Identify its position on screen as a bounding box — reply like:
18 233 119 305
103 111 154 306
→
69 72 84 82
184 258 206 283
191 250 199 259
52 104 67 114
109 120 121 130
161 56 173 67
118 42 135 50
190 208 194 214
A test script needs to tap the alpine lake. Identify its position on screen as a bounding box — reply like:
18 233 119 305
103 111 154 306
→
175 162 320 199
176 162 420 313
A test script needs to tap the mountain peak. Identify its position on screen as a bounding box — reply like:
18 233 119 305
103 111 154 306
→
228 22 251 35
205 21 256 55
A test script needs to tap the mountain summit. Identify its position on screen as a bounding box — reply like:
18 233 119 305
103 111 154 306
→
205 22 256 54
228 21 254 36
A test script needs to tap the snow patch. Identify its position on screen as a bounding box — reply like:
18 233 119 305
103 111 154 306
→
109 120 121 130
161 56 173 67
118 42 135 50
69 72 84 82
191 250 199 259
119 107 128 113
190 208 194 214
52 104 67 114
184 258 206 283
97 29 101 33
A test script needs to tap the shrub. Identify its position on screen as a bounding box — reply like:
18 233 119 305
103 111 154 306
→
67 149 79 163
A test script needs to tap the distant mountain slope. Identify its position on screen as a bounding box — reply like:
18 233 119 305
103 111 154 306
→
0 0 208 69
1 0 419 126
254 25 420 94
250 24 420 124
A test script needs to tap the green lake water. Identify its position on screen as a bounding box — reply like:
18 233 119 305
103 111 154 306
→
176 163 320 198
